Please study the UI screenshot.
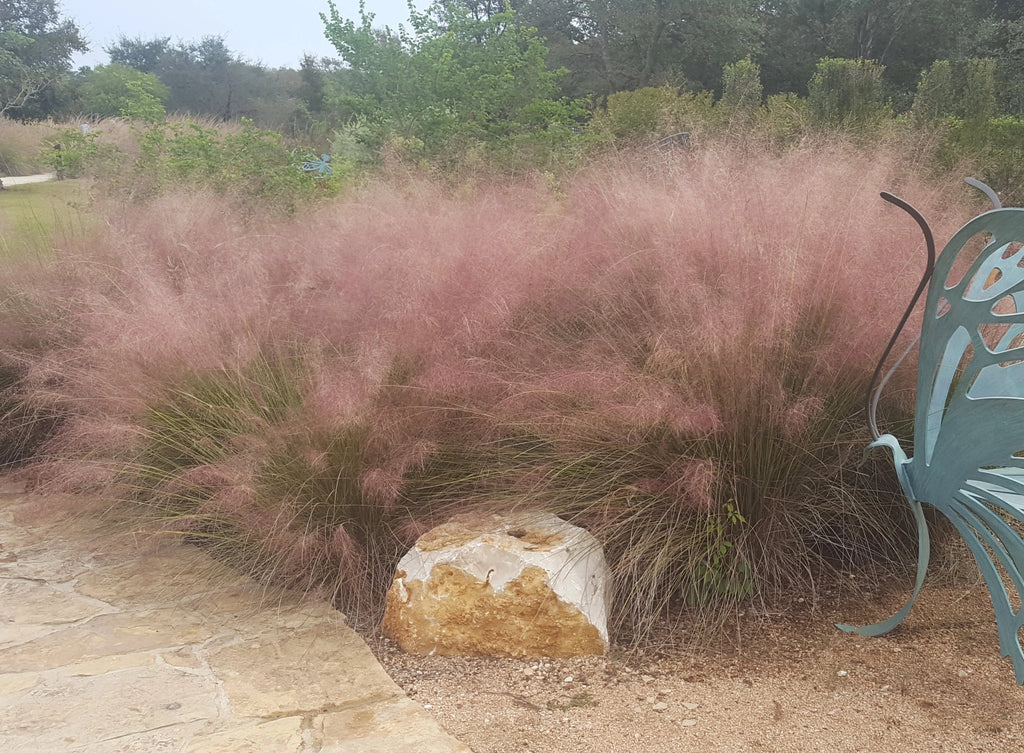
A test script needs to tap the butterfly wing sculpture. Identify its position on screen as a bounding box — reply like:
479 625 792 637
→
292 150 333 177
839 183 1024 683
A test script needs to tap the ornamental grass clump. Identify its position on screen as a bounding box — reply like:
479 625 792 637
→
0 139 980 640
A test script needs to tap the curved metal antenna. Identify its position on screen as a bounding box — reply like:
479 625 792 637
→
866 192 937 440
965 177 1002 210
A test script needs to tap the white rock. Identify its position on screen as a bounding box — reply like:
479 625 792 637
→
381 511 610 657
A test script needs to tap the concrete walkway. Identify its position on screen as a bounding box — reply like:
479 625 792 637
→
0 480 471 753
1 174 58 186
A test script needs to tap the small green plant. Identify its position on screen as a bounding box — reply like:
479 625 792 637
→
689 502 753 604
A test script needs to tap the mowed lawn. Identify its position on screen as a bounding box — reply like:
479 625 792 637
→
0 180 93 257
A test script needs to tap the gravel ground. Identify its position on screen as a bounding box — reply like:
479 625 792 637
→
366 584 1024 752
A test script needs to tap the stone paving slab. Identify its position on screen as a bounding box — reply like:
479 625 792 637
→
0 480 471 753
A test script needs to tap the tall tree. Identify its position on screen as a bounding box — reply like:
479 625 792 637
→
757 0 970 97
105 35 170 74
0 0 86 117
514 0 762 97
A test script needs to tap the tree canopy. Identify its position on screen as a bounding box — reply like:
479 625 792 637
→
320 0 580 152
0 0 86 117
4 0 1023 127
80 63 169 121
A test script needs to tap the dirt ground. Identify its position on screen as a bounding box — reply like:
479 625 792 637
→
366 584 1024 753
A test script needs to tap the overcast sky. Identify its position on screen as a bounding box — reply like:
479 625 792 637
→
60 0 419 69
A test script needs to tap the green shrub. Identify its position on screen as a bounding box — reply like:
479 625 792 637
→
41 127 123 179
937 116 1024 205
590 86 720 144
721 59 763 126
134 119 345 211
808 58 888 131
756 93 809 145
912 59 997 125
321 0 581 167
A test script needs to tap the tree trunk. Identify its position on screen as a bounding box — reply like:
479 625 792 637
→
638 19 667 88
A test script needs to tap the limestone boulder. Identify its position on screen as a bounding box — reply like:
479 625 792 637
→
381 511 610 657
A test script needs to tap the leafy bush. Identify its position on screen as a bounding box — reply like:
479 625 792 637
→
133 119 344 211
937 116 1024 205
912 59 997 125
756 93 810 145
721 59 763 126
808 58 888 131
590 86 721 144
41 127 123 179
321 0 583 165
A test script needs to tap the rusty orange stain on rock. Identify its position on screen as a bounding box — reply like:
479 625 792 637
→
381 563 605 658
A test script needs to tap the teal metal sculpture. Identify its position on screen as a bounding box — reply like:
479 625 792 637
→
299 153 331 176
840 181 1024 683
294 151 333 176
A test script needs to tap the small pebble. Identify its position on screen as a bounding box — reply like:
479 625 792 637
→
836 670 848 677
523 667 535 677
641 674 655 683
880 685 891 692
682 702 699 711
652 702 668 712
646 696 657 704
680 719 697 727
563 676 573 683
957 669 969 678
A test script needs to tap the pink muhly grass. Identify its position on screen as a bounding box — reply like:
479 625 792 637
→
0 137 985 640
